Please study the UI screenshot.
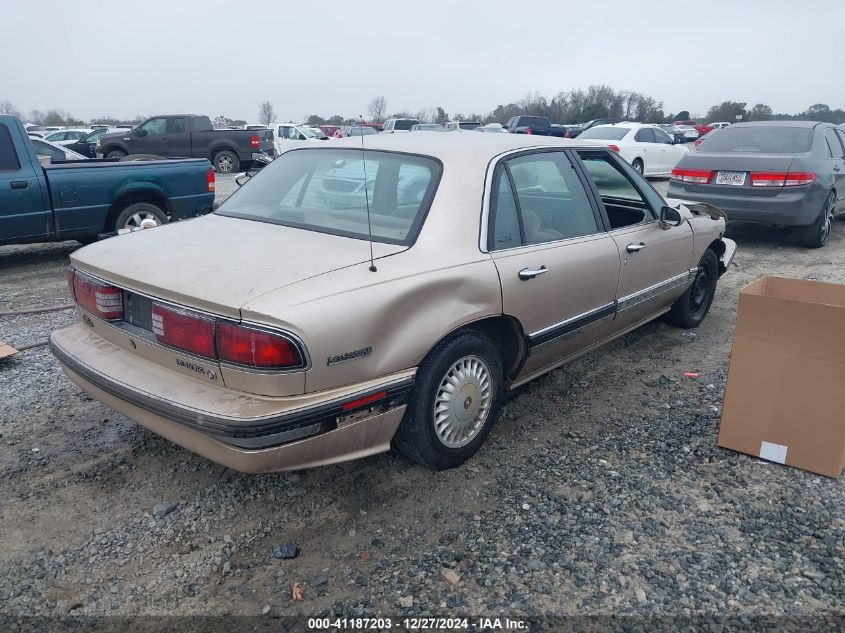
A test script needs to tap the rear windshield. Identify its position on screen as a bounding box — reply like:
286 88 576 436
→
518 117 548 128
216 149 441 245
698 127 814 153
578 127 628 141
393 119 420 131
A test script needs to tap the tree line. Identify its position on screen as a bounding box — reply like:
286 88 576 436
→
4 90 845 129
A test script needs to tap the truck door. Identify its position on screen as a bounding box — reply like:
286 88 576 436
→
0 121 49 245
167 117 191 158
130 117 168 155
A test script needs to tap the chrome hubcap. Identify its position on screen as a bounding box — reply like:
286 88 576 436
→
820 195 835 243
433 355 492 448
124 210 160 229
218 156 233 171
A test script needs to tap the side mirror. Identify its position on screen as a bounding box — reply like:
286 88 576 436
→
659 206 684 229
135 129 148 137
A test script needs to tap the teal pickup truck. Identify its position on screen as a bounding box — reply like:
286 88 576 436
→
0 115 215 246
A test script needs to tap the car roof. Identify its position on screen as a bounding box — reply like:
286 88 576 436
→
295 130 614 161
731 120 821 128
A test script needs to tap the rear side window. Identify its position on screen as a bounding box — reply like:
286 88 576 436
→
698 126 813 153
824 129 844 158
489 167 521 250
0 124 21 171
393 119 419 131
635 128 656 143
489 151 598 249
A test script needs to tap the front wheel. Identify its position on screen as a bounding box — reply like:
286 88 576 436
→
213 150 240 173
105 149 127 159
799 192 835 248
393 331 503 470
664 249 718 329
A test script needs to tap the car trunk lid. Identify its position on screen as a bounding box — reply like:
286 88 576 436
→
674 152 797 196
71 213 405 317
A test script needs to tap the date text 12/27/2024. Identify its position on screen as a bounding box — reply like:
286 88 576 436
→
307 617 528 630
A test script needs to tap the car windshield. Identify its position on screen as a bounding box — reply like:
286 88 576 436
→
578 127 629 141
216 149 441 245
698 126 814 153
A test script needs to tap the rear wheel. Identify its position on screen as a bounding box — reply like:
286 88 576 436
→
799 192 835 248
632 159 644 175
113 202 167 232
665 249 718 329
213 150 240 173
393 331 503 470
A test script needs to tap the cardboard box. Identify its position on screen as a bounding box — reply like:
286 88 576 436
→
0 340 18 360
718 276 845 478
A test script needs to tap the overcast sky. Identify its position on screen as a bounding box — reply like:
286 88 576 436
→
2 0 843 123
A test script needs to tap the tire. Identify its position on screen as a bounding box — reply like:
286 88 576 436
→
105 149 127 160
393 330 504 470
799 192 835 248
213 150 240 173
113 201 168 232
632 159 644 175
664 249 718 329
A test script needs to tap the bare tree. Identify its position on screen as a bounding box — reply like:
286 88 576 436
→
368 96 387 123
258 101 276 126
0 100 20 118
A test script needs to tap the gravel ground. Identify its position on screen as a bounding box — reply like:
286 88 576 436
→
1 174 843 626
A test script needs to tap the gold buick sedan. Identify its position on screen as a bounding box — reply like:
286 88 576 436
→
51 133 735 472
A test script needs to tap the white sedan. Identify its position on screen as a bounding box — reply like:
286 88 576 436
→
576 123 689 176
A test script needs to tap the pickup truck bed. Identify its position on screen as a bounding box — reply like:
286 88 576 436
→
0 115 215 246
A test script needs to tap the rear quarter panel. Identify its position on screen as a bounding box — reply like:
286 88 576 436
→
240 254 503 394
45 159 213 236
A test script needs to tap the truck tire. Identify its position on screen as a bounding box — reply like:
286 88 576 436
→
113 202 168 232
393 330 503 470
213 150 240 173
799 191 835 248
105 149 127 159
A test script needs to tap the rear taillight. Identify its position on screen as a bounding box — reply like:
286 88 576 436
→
151 303 216 358
608 144 621 153
671 168 714 184
250 134 259 149
72 272 123 320
750 171 816 187
216 322 302 369
206 168 215 193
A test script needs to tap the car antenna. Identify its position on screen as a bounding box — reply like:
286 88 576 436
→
359 115 377 272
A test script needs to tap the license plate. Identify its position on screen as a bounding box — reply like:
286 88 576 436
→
716 171 746 186
123 291 153 331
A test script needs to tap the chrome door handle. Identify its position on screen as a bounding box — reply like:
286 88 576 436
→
518 266 548 280
626 242 646 253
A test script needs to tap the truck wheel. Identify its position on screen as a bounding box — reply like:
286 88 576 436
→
113 202 168 232
799 192 835 248
664 249 718 329
105 149 127 159
214 151 240 173
393 330 503 470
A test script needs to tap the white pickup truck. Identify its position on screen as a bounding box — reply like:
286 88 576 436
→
266 123 327 154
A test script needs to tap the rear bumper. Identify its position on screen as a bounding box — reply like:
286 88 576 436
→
170 193 215 220
50 323 413 473
667 183 821 226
